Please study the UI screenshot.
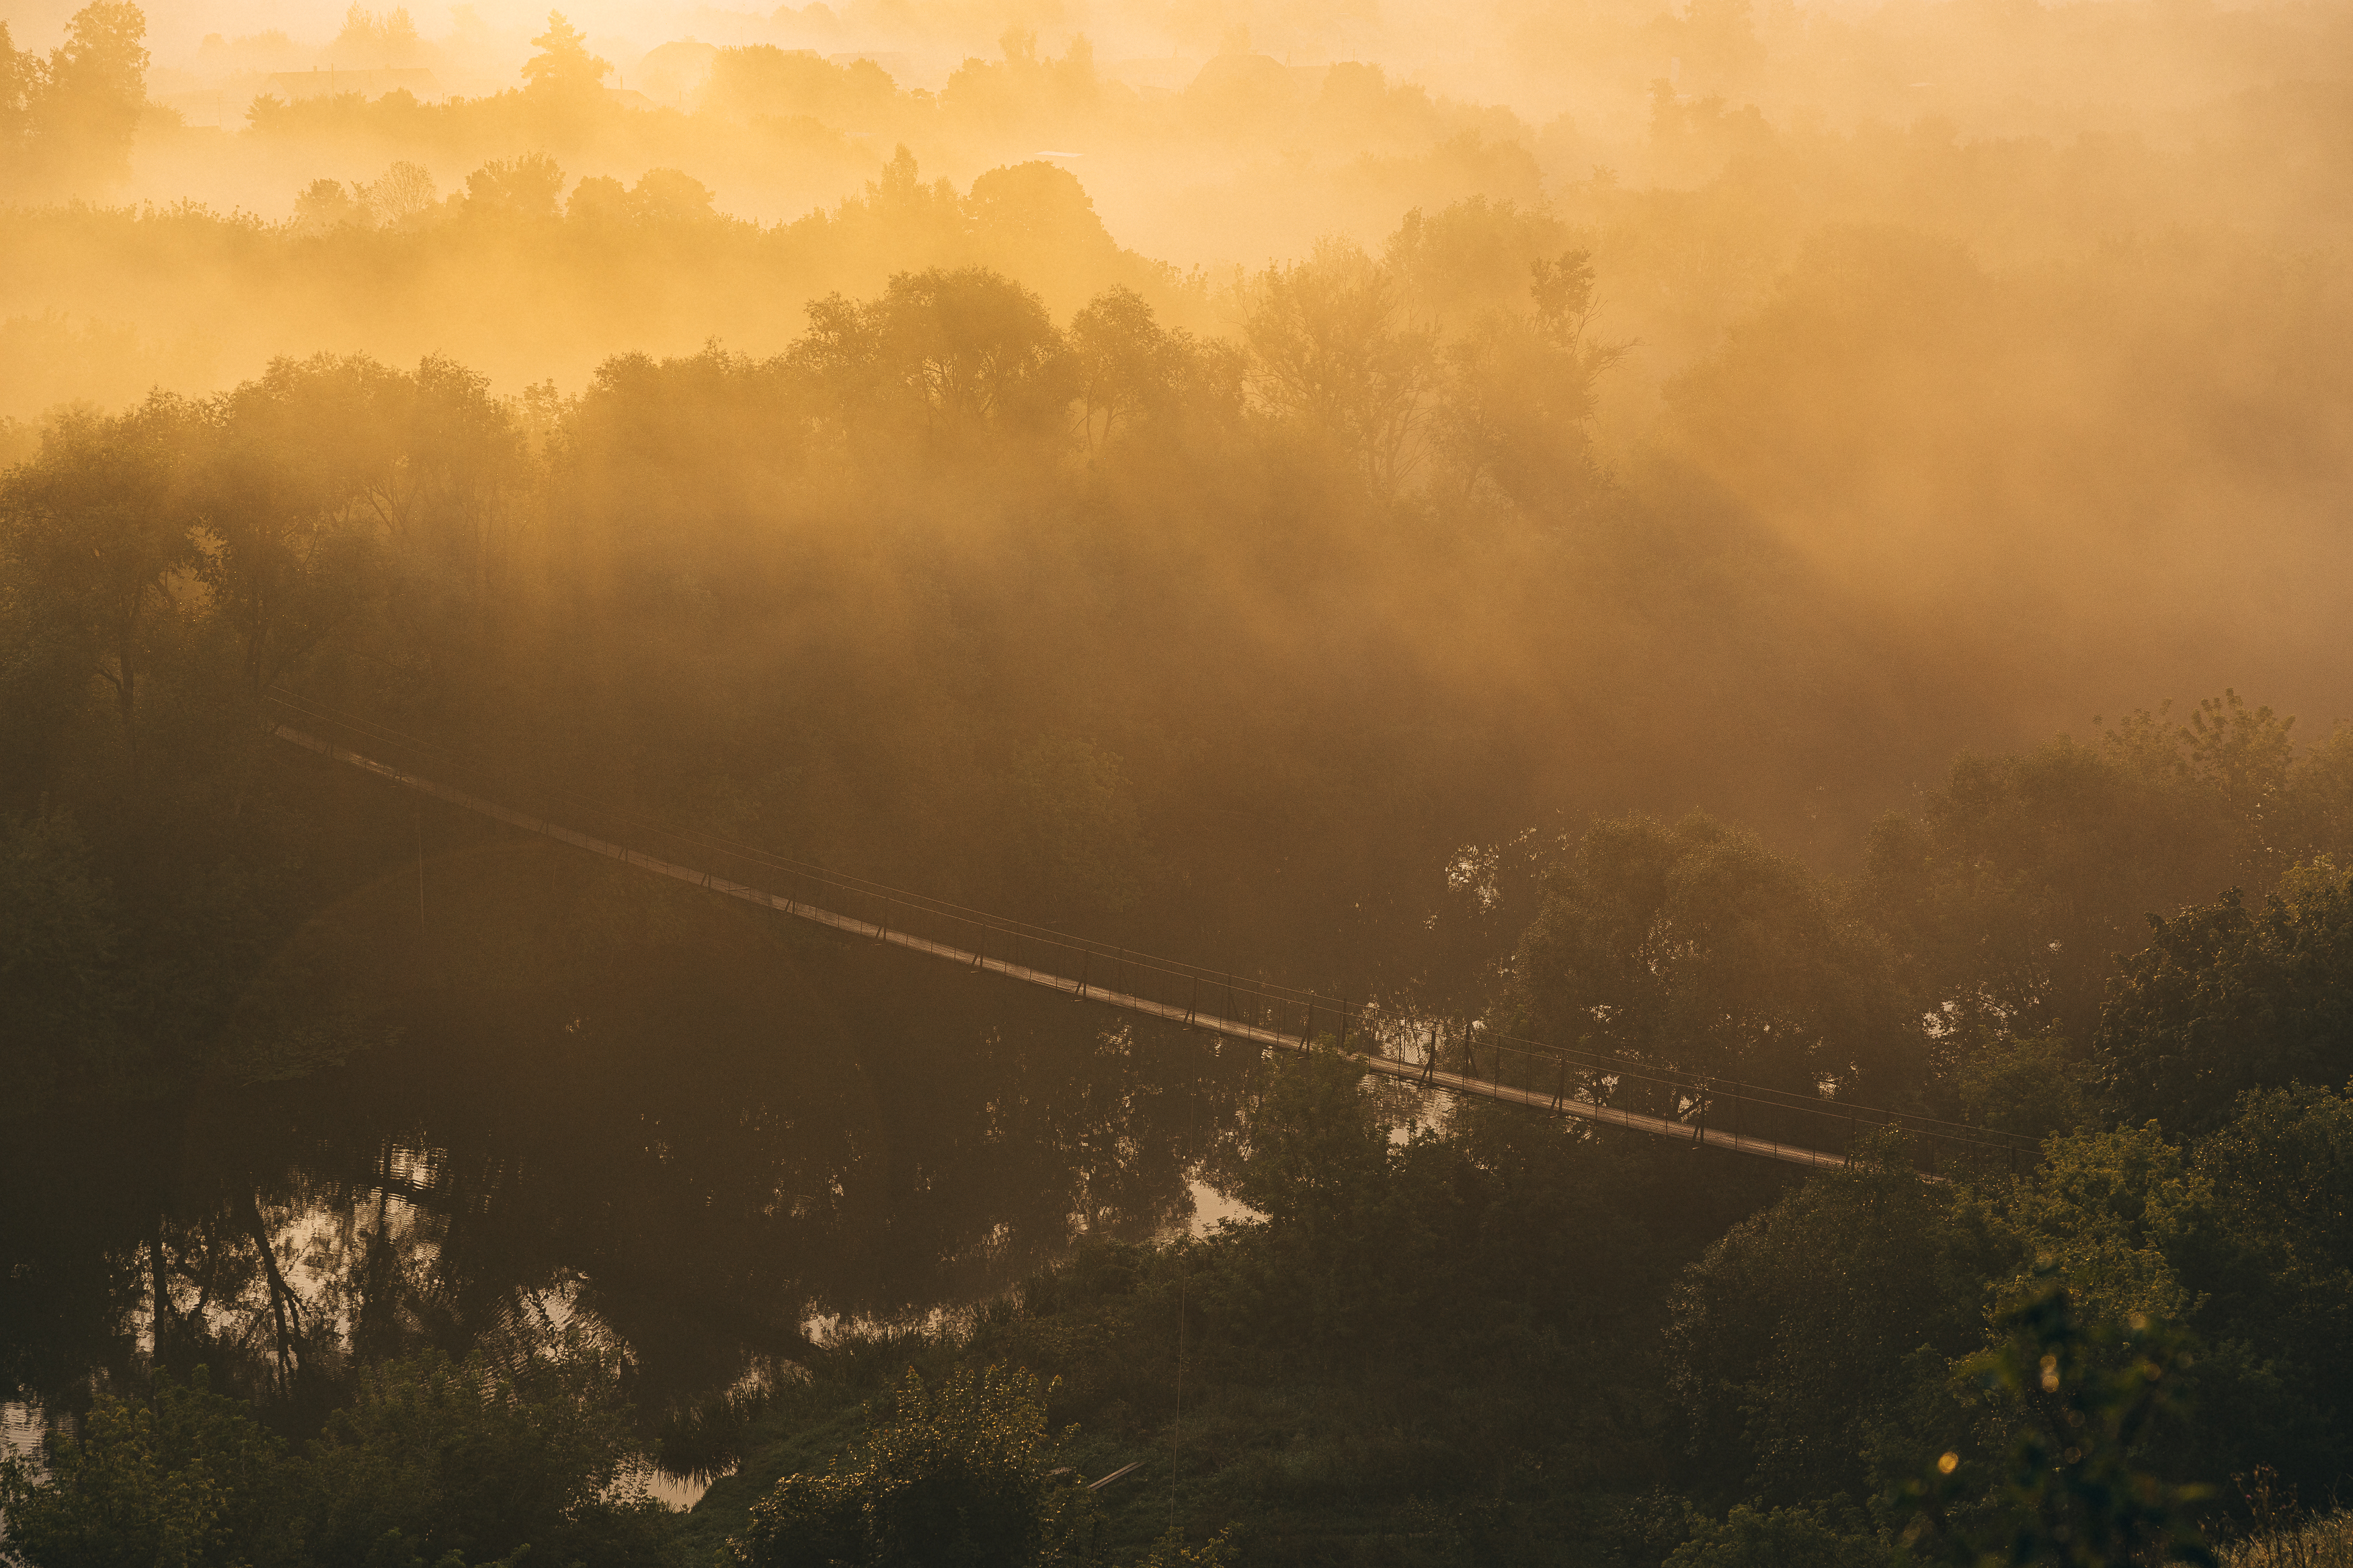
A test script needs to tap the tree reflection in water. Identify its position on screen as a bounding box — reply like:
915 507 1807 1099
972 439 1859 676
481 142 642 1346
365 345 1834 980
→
0 838 1259 1475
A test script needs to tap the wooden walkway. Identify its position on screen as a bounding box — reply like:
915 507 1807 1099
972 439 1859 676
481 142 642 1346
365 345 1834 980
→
277 720 1920 1174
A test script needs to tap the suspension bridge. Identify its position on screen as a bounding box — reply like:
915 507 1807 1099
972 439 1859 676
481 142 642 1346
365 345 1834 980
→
263 690 2028 1178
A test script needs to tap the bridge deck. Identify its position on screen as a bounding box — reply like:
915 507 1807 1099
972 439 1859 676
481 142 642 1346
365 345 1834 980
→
279 721 1857 1173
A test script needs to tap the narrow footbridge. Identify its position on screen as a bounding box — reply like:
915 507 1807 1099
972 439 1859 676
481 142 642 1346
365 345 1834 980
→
264 692 2027 1178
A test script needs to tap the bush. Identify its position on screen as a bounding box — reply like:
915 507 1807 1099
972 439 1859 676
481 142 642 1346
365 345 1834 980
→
730 1364 1099 1568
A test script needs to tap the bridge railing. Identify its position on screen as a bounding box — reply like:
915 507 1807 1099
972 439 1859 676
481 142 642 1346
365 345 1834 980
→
261 688 2035 1178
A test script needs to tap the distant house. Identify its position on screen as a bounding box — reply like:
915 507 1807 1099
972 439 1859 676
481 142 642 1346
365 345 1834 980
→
260 67 444 102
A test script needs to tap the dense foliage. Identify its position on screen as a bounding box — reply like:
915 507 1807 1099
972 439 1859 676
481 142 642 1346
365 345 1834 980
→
0 1344 673 1567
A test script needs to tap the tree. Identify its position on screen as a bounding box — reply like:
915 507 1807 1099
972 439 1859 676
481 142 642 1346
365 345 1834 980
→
965 161 1119 286
701 44 895 126
729 1364 1099 1568
1513 813 1917 1098
1002 733 1152 918
795 267 1074 443
2093 860 2353 1134
291 176 365 232
0 811 132 1100
1862 697 2307 1048
463 153 563 219
1428 248 1624 513
1068 287 1186 448
1243 239 1435 487
360 159 436 226
1231 1046 1396 1266
1896 1275 2213 1567
200 355 391 693
381 354 529 598
0 395 202 769
1667 1132 2007 1502
520 10 608 97
0 22 37 182
25 1 149 192
1993 1106 2353 1493
298 1344 672 1566
2188 1083 2353 1483
326 4 422 67
0 1368 298 1568
567 168 715 225
625 166 715 222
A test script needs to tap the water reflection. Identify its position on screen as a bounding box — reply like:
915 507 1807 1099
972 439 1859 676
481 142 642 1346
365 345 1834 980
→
0 839 1262 1471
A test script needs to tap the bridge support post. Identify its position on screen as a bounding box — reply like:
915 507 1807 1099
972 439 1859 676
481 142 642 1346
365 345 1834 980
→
1186 975 1197 1025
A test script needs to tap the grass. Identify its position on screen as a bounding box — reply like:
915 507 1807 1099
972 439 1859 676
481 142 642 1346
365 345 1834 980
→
2224 1512 2353 1568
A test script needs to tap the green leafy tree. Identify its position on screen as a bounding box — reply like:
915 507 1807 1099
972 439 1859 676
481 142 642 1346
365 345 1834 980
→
1950 1031 2100 1143
1896 1275 2213 1567
2191 1083 2353 1436
0 1368 298 1568
298 1343 672 1567
2093 860 2353 1133
1863 697 2306 1048
1514 812 1917 1097
1667 1130 2009 1502
729 1364 1099 1568
1992 1102 2353 1497
1227 1048 1402 1356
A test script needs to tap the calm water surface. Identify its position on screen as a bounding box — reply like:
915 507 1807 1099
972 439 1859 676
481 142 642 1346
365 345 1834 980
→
0 838 1272 1500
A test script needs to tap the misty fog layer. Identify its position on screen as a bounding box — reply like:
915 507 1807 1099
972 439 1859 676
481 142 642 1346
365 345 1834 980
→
6 0 2353 1562
7 0 2350 776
